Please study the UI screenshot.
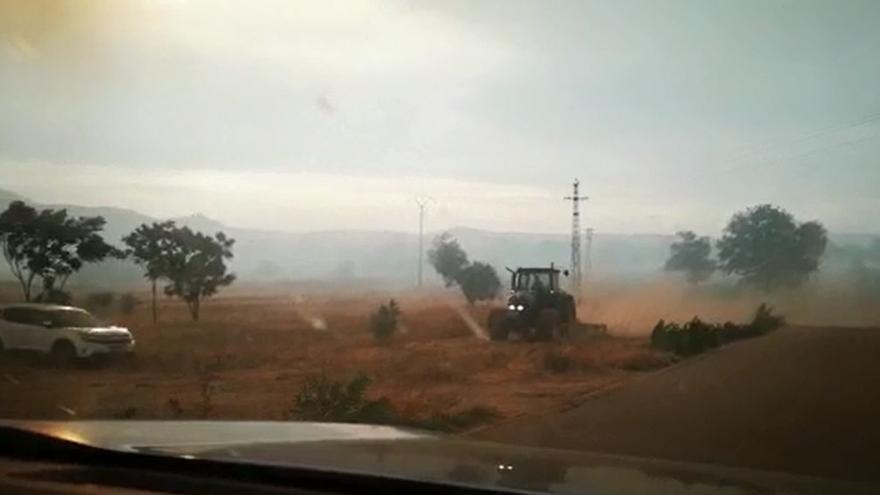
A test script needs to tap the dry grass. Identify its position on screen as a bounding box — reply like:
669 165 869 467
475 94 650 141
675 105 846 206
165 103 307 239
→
0 289 668 429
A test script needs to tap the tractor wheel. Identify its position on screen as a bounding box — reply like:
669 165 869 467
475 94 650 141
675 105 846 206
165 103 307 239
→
558 297 576 340
488 308 510 341
50 340 77 368
535 309 560 342
565 296 577 323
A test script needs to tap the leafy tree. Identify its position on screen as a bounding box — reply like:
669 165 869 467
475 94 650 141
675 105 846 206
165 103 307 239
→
123 221 178 324
0 201 119 301
428 232 469 287
428 233 501 304
716 204 827 291
665 231 716 284
458 261 501 304
163 227 236 321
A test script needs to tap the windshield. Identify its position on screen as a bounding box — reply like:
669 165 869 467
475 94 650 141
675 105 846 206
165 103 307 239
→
50 309 101 328
1 0 879 491
515 272 554 292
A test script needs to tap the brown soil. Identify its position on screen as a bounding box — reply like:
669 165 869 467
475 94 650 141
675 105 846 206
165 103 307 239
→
0 291 668 426
475 325 880 482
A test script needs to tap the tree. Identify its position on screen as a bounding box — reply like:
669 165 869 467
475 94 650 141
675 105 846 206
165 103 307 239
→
163 227 236 321
122 221 178 324
0 201 119 301
665 231 716 284
428 232 500 304
458 262 501 304
716 204 827 291
428 232 469 287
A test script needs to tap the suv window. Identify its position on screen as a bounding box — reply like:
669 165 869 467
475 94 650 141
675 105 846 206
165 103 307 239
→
2 307 45 326
50 309 100 328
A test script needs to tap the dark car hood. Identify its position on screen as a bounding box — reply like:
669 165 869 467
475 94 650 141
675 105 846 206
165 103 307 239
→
0 420 874 495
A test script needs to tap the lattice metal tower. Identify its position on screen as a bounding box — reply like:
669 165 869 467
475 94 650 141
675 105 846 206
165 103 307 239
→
415 196 434 288
564 179 588 299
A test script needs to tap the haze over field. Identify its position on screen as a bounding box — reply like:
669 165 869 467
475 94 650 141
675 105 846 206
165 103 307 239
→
4 4 880 489
2 0 879 235
1 1 879 327
0 187 877 309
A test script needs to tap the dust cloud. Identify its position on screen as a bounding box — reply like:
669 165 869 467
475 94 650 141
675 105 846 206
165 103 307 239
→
579 275 880 336
0 0 122 57
447 302 490 341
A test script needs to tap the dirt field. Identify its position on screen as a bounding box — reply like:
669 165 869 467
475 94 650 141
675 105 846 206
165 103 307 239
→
475 325 880 482
0 289 670 428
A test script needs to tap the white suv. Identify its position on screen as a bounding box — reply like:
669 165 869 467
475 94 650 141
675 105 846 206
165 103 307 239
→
0 303 135 365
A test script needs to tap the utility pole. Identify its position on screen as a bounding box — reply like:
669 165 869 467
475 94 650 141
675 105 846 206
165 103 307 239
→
563 179 588 300
415 196 434 288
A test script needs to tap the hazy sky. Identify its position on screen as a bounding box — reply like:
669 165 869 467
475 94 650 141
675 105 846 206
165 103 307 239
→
1 0 879 234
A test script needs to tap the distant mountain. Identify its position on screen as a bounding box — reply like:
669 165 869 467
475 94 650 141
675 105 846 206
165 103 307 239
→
170 213 228 234
0 188 876 290
43 203 155 245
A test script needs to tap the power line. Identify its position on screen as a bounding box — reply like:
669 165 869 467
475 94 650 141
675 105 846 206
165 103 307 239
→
713 130 880 177
716 111 880 168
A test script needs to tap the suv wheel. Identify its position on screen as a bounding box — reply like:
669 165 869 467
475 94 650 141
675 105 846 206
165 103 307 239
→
50 340 77 368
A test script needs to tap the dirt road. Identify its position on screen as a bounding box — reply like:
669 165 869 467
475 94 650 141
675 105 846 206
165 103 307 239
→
474 326 880 482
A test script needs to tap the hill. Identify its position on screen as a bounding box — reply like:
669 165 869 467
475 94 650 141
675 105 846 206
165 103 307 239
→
0 188 876 290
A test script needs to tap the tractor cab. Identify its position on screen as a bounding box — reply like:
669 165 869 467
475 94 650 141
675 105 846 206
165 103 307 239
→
489 264 576 341
510 267 562 294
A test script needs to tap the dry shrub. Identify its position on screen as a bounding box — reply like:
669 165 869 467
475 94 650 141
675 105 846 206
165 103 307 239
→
650 304 785 356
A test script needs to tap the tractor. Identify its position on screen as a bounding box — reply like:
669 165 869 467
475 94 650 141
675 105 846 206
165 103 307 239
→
487 264 577 341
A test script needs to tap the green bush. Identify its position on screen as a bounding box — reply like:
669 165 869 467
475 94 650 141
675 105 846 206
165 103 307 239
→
750 303 786 334
288 373 397 424
370 299 400 342
651 304 785 356
543 350 573 373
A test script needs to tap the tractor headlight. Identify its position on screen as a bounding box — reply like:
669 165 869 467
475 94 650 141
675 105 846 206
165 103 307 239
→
516 304 525 311
508 304 517 310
